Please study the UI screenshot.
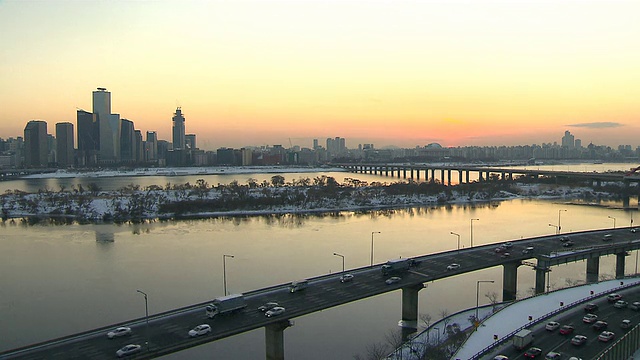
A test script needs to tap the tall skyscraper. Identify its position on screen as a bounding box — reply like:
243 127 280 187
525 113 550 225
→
185 134 196 150
56 122 74 167
92 87 120 162
120 119 135 162
562 131 575 149
146 131 158 162
24 120 48 167
77 109 99 166
172 107 186 150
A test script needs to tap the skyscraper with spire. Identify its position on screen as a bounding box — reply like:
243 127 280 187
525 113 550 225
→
172 107 186 150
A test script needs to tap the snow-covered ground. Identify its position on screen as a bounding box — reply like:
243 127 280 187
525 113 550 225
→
386 278 640 360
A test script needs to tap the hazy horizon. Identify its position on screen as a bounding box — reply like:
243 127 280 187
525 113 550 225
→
1 0 639 150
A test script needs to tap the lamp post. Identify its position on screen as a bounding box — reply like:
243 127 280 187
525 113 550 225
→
548 223 558 234
223 254 234 296
450 232 461 254
333 252 345 274
136 289 149 352
370 231 380 266
476 280 494 324
470 219 479 248
557 209 567 234
608 216 616 229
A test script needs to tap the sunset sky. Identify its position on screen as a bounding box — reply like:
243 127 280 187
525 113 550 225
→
1 0 639 151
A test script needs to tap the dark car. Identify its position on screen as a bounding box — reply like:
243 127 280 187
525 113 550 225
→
524 347 542 358
593 320 608 331
559 325 575 335
584 303 599 312
562 240 574 247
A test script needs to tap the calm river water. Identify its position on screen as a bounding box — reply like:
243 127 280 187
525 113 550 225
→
0 163 638 359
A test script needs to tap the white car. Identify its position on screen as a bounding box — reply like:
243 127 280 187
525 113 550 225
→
385 276 402 285
265 306 286 318
446 263 461 271
545 351 562 360
583 313 598 323
339 274 354 283
116 344 142 358
107 326 132 339
614 300 628 309
545 321 560 331
188 324 211 337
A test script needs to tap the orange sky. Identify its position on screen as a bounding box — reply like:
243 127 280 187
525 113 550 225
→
1 0 639 150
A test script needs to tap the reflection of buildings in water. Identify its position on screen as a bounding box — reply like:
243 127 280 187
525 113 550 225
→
95 229 115 242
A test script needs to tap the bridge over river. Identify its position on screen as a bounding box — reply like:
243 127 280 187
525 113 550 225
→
2 227 640 360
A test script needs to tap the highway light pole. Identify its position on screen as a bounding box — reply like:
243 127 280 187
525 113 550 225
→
476 280 494 325
558 209 567 234
333 252 345 274
223 254 234 296
470 219 479 248
450 232 461 254
370 231 380 266
136 289 149 352
608 216 616 229
548 223 558 234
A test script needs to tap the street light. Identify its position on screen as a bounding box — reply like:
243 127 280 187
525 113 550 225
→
450 232 461 253
557 209 567 234
223 254 234 296
548 223 558 234
470 219 479 248
370 231 380 266
333 252 345 274
476 280 494 324
136 289 149 352
608 216 616 229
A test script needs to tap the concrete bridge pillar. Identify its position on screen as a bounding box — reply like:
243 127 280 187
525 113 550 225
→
535 260 550 295
440 169 445 184
465 170 470 183
430 169 435 183
447 170 452 185
502 262 520 301
616 252 627 279
265 320 293 360
586 257 600 283
623 196 630 208
416 169 420 180
458 170 463 184
403 168 407 179
400 283 425 339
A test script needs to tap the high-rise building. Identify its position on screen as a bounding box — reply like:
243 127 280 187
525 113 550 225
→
92 88 120 162
24 120 48 167
134 130 143 163
56 122 74 167
145 131 158 162
120 119 135 162
172 107 186 150
185 134 196 150
562 131 575 149
77 110 99 166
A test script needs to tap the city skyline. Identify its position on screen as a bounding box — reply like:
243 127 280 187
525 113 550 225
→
1 1 639 149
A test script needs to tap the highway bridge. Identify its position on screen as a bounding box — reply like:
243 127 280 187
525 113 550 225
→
3 227 640 360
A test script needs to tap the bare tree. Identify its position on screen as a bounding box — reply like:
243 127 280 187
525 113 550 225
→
485 291 500 313
439 309 450 334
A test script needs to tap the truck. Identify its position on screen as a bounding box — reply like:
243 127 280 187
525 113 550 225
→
381 258 411 276
512 329 533 350
205 294 247 319
289 279 309 293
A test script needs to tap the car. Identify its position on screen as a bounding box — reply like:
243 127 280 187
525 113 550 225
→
501 252 511 258
446 263 461 271
265 306 286 318
603 234 613 241
385 276 402 285
629 301 640 311
501 242 513 248
582 313 598 323
562 240 574 247
545 352 562 360
524 347 542 358
494 356 509 360
592 320 608 331
188 324 211 337
568 358 583 360
560 236 570 242
614 300 628 309
107 326 132 339
631 228 638 233
258 302 280 312
571 334 587 345
116 344 142 358
559 324 575 335
584 303 599 312
340 274 354 283
495 247 505 253
522 246 535 254
607 293 622 302
621 319 632 329
598 331 615 342
545 321 560 331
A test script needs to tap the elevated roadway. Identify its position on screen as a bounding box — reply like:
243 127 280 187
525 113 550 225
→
3 227 640 359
